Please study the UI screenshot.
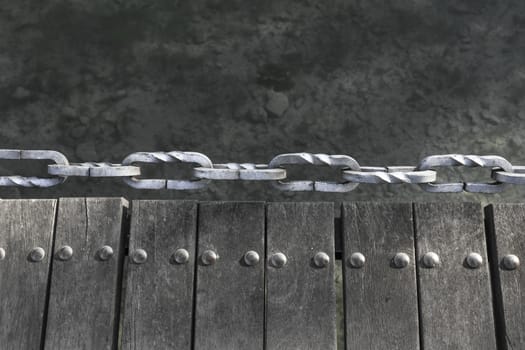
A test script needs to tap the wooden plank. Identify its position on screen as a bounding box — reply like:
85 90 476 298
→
266 202 336 350
342 202 419 349
121 200 197 350
44 197 128 349
0 199 57 349
414 202 496 349
486 204 525 348
194 202 265 349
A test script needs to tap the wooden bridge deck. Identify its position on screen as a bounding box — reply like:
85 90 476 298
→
0 198 522 349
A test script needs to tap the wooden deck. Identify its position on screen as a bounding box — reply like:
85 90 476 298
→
0 198 522 349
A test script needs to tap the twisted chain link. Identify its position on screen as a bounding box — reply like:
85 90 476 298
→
121 151 212 190
0 148 524 193
268 153 360 192
416 154 513 193
0 150 68 187
342 166 436 184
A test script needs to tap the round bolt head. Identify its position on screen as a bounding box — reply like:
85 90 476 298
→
422 252 440 268
313 252 330 268
131 249 148 264
29 247 45 262
243 250 260 266
349 252 365 268
201 249 218 266
0 247 5 260
97 245 114 261
172 248 190 264
502 254 520 270
270 252 287 268
393 252 410 268
466 252 483 269
57 245 73 261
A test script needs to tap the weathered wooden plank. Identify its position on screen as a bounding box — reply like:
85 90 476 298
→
414 202 496 349
194 202 265 349
44 197 128 349
486 204 525 348
0 199 57 349
266 202 336 350
121 200 197 350
343 202 419 349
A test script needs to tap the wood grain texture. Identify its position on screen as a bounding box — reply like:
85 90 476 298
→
194 201 265 349
0 199 57 349
44 197 128 350
414 202 496 350
121 200 197 350
486 204 525 349
343 202 419 350
266 202 336 350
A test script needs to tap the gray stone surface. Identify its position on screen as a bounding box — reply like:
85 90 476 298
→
265 90 289 117
0 0 524 204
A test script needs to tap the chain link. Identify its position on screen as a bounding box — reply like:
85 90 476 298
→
416 154 513 193
342 166 437 184
0 149 523 193
121 151 212 190
492 165 525 185
193 163 286 181
0 149 68 187
268 153 361 192
49 163 140 177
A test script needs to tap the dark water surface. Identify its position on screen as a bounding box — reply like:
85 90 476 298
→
0 0 524 202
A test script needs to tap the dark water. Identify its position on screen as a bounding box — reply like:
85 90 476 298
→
0 0 524 202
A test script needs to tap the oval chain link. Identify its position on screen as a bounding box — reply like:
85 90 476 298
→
121 151 212 190
0 149 69 187
416 154 513 193
268 153 361 192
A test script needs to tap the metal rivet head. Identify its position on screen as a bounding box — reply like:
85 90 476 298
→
243 250 260 266
270 252 287 268
422 252 440 268
393 252 410 268
313 252 330 268
97 245 114 261
172 248 190 264
0 247 5 260
502 254 520 270
29 247 45 262
466 252 483 269
131 249 147 264
201 250 218 266
57 245 73 261
349 252 365 268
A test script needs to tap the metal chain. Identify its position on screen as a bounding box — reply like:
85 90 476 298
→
1 148 524 193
